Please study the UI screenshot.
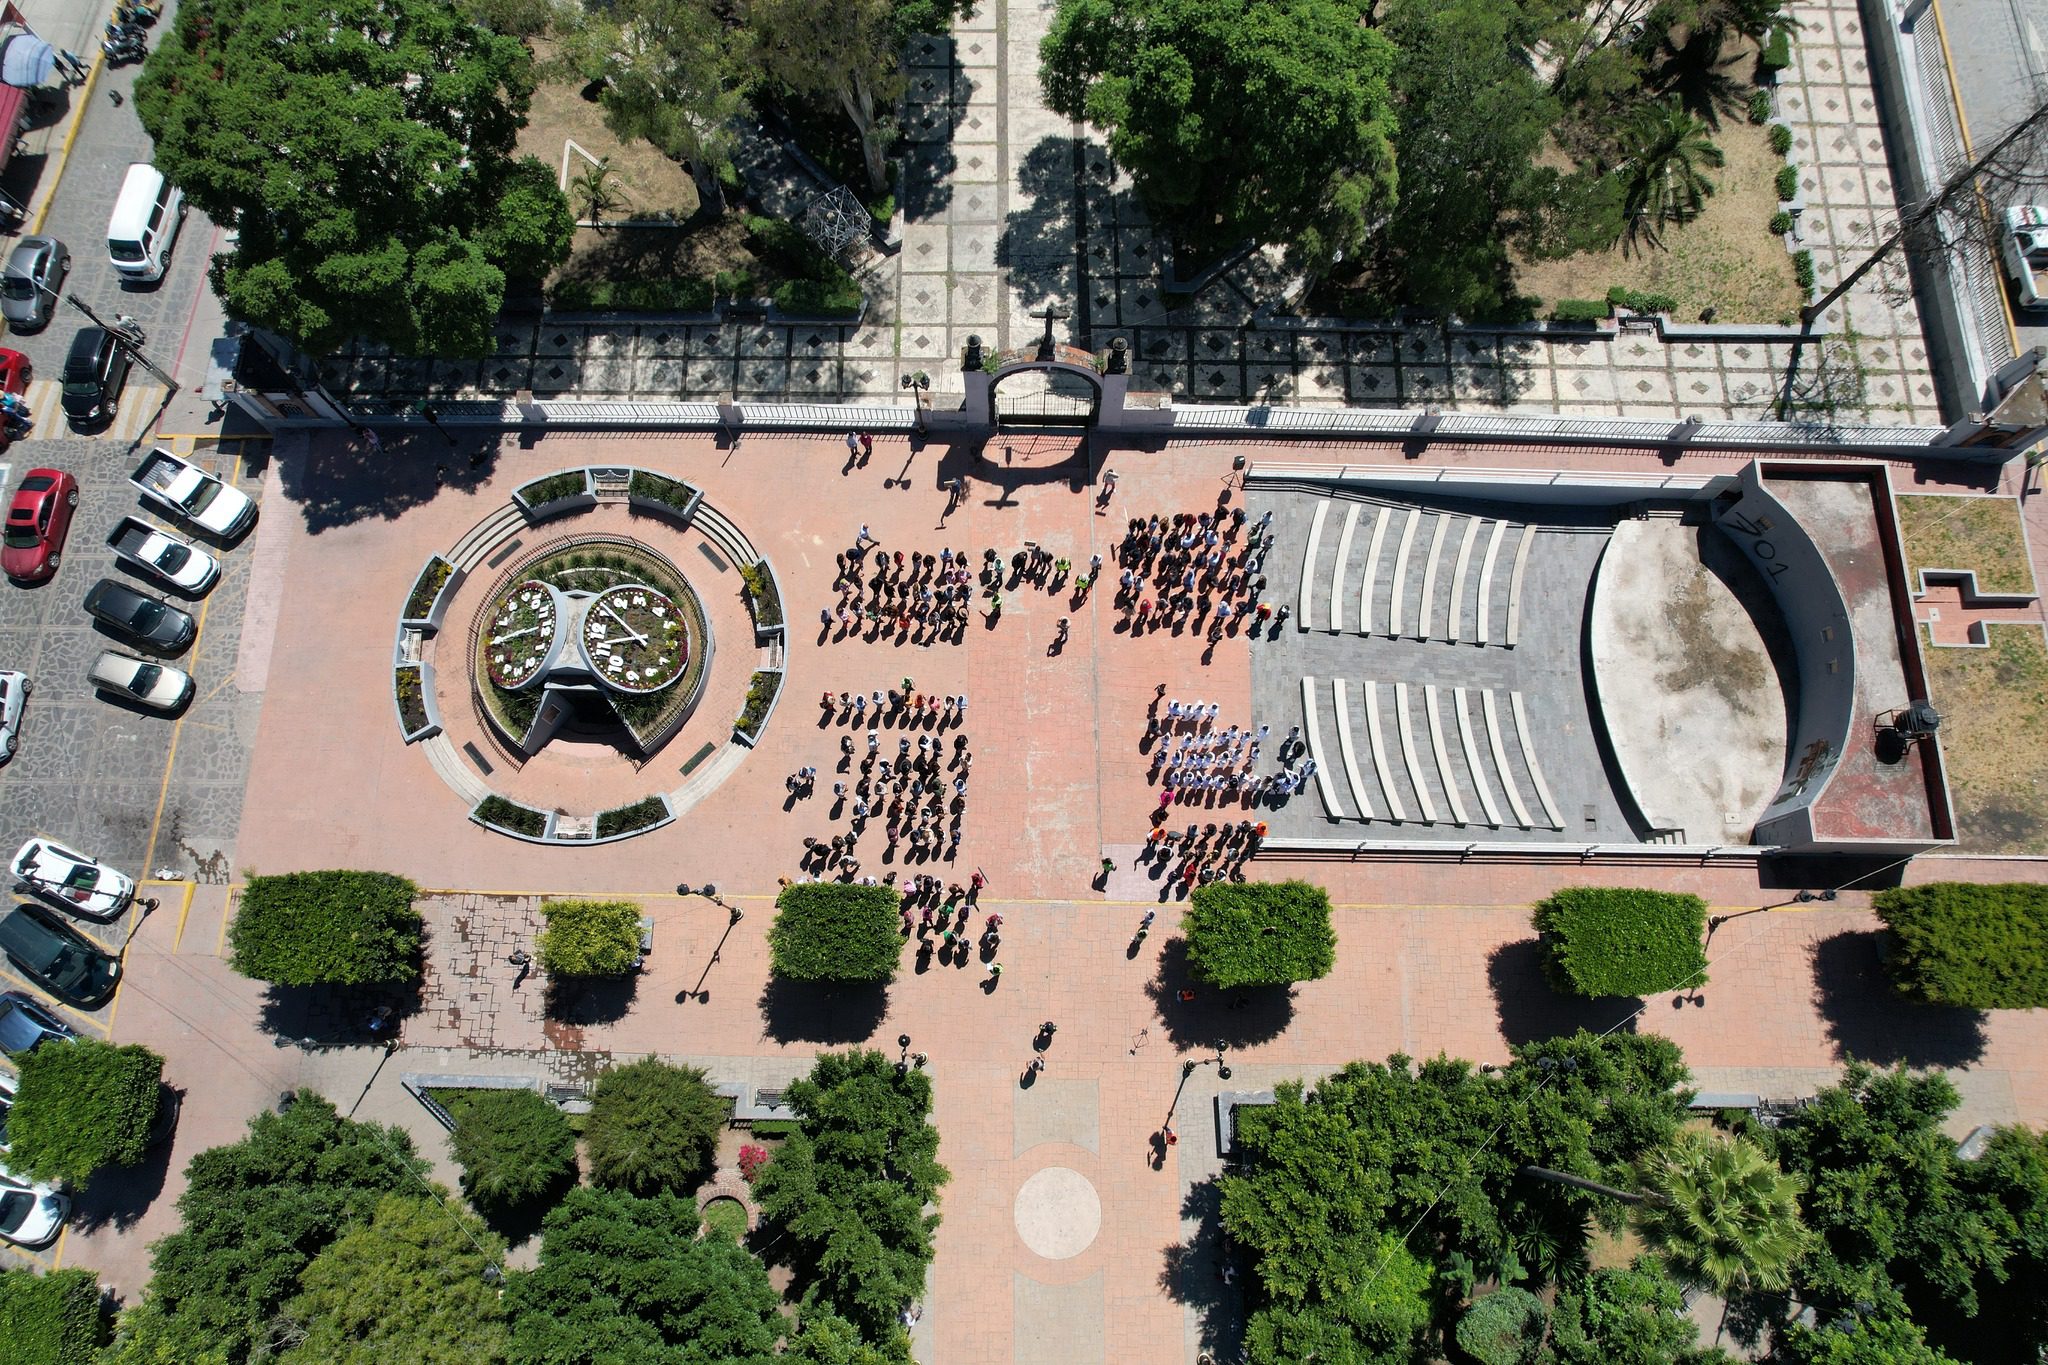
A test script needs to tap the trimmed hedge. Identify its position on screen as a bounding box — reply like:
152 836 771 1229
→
0 1268 109 1365
1533 887 1708 998
1761 24 1793 73
769 883 902 982
1770 210 1795 236
1606 285 1677 315
229 871 423 987
5 1040 164 1186
1776 163 1800 200
1873 882 2048 1008
446 1088 578 1220
535 899 643 976
597 797 668 838
1552 298 1610 323
518 471 586 506
1182 880 1336 989
475 796 548 836
549 276 713 313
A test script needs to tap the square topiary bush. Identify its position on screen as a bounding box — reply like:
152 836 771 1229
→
1873 882 2048 1009
1532 887 1707 998
229 870 423 986
536 899 644 976
769 883 902 982
4 1039 165 1185
0 1268 109 1365
1182 880 1336 989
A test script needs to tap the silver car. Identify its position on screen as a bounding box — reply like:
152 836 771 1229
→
0 670 26 763
89 651 193 712
0 237 69 332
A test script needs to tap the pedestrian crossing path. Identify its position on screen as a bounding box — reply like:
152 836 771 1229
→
19 380 168 446
1298 675 1564 830
1297 496 1535 647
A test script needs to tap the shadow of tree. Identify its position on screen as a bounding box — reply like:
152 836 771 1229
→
1144 937 1296 1050
1487 938 1640 1047
547 972 639 1026
999 137 1083 328
896 35 969 223
757 977 891 1045
275 431 500 533
1809 930 1987 1066
65 1086 180 1234
258 981 420 1046
1158 1178 1247 1362
465 1162 580 1247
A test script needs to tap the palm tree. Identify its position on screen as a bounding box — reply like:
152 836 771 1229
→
572 158 625 227
1618 96 1725 246
1631 1129 1809 1296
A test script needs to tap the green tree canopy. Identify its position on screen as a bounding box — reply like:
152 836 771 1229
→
769 883 903 982
1549 1259 1728 1365
0 1267 109 1365
1454 1285 1548 1365
534 899 644 977
1617 95 1724 245
136 0 573 358
1040 0 1398 265
1532 887 1707 998
279 1193 508 1365
752 1049 948 1346
507 1186 782 1365
5 1039 164 1186
104 1091 428 1365
1872 882 2048 1009
585 1058 727 1196
1182 880 1336 989
1632 1129 1809 1295
227 871 423 987
446 1087 578 1224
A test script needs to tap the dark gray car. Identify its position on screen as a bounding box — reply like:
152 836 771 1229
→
83 578 196 649
0 990 75 1051
0 237 69 332
0 904 120 1009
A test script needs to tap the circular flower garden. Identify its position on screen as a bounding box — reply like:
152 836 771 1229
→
585 584 688 693
484 580 560 689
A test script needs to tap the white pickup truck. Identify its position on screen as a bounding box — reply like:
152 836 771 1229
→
130 447 256 538
107 517 221 594
2000 205 2048 309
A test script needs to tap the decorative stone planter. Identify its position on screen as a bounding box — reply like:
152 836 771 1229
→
467 793 676 844
393 661 441 743
401 555 463 633
742 557 787 644
512 468 598 521
733 666 784 748
625 472 703 526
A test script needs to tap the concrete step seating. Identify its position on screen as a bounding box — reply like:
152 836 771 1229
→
1299 675 1565 830
1298 497 1534 647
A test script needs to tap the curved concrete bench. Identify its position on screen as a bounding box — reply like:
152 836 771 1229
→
1511 691 1565 829
1299 675 1345 817
1475 520 1509 647
1358 507 1389 636
1481 688 1536 828
1300 499 1330 630
1446 518 1481 644
1423 685 1470 826
1417 515 1451 641
1393 683 1439 823
1504 524 1537 648
1332 679 1375 819
1329 503 1360 634
1387 509 1420 637
1454 687 1505 828
1362 682 1406 822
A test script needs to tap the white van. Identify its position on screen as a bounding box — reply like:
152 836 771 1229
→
106 163 185 283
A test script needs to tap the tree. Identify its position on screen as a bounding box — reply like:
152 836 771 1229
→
1871 882 2048 1009
1454 1285 1550 1365
1618 95 1723 245
552 0 751 217
1039 0 1398 265
783 1309 902 1365
769 883 902 982
0 1268 110 1365
5 1039 164 1186
1550 1260 1727 1365
136 0 573 359
1633 1130 1809 1295
228 871 423 987
534 898 642 977
570 157 624 228
752 1049 948 1344
1945 1126 2048 1365
507 1186 782 1365
747 0 971 192
104 1092 428 1365
585 1058 727 1196
1531 887 1707 998
279 1194 508 1365
1776 1311 1961 1365
1182 880 1335 989
446 1088 578 1224
1368 0 1562 319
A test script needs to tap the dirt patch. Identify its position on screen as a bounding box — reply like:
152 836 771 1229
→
1895 494 2037 596
1920 623 2048 853
1660 567 1769 712
1516 116 1800 323
514 56 700 223
552 217 776 292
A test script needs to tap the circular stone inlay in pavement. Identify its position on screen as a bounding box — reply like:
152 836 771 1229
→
1013 1166 1102 1260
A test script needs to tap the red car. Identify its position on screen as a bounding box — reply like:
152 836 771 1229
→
0 348 28 395
3 470 79 582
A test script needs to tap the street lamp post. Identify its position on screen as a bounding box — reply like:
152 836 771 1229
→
57 289 179 394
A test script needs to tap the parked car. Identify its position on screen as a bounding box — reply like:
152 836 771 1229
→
0 991 74 1052
0 1168 67 1248
131 447 257 538
0 903 122 1008
88 651 193 712
60 326 132 428
0 236 69 332
0 347 29 395
2001 205 2048 309
3 469 79 582
106 518 219 594
0 1068 16 1155
0 670 25 764
12 839 136 922
83 578 196 649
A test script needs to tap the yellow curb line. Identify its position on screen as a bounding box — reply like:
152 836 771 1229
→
28 51 103 237
1929 0 2023 360
47 1225 65 1268
168 878 196 952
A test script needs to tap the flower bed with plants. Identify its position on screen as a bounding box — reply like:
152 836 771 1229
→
736 669 782 740
517 471 591 511
404 557 454 622
627 470 699 518
473 795 549 838
394 664 432 737
483 581 558 688
738 560 783 629
585 584 687 693
597 796 670 838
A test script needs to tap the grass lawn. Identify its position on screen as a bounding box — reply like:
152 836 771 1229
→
1920 623 2048 854
1895 494 2037 596
549 218 787 301
514 53 700 224
701 1196 748 1240
1517 113 1799 324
